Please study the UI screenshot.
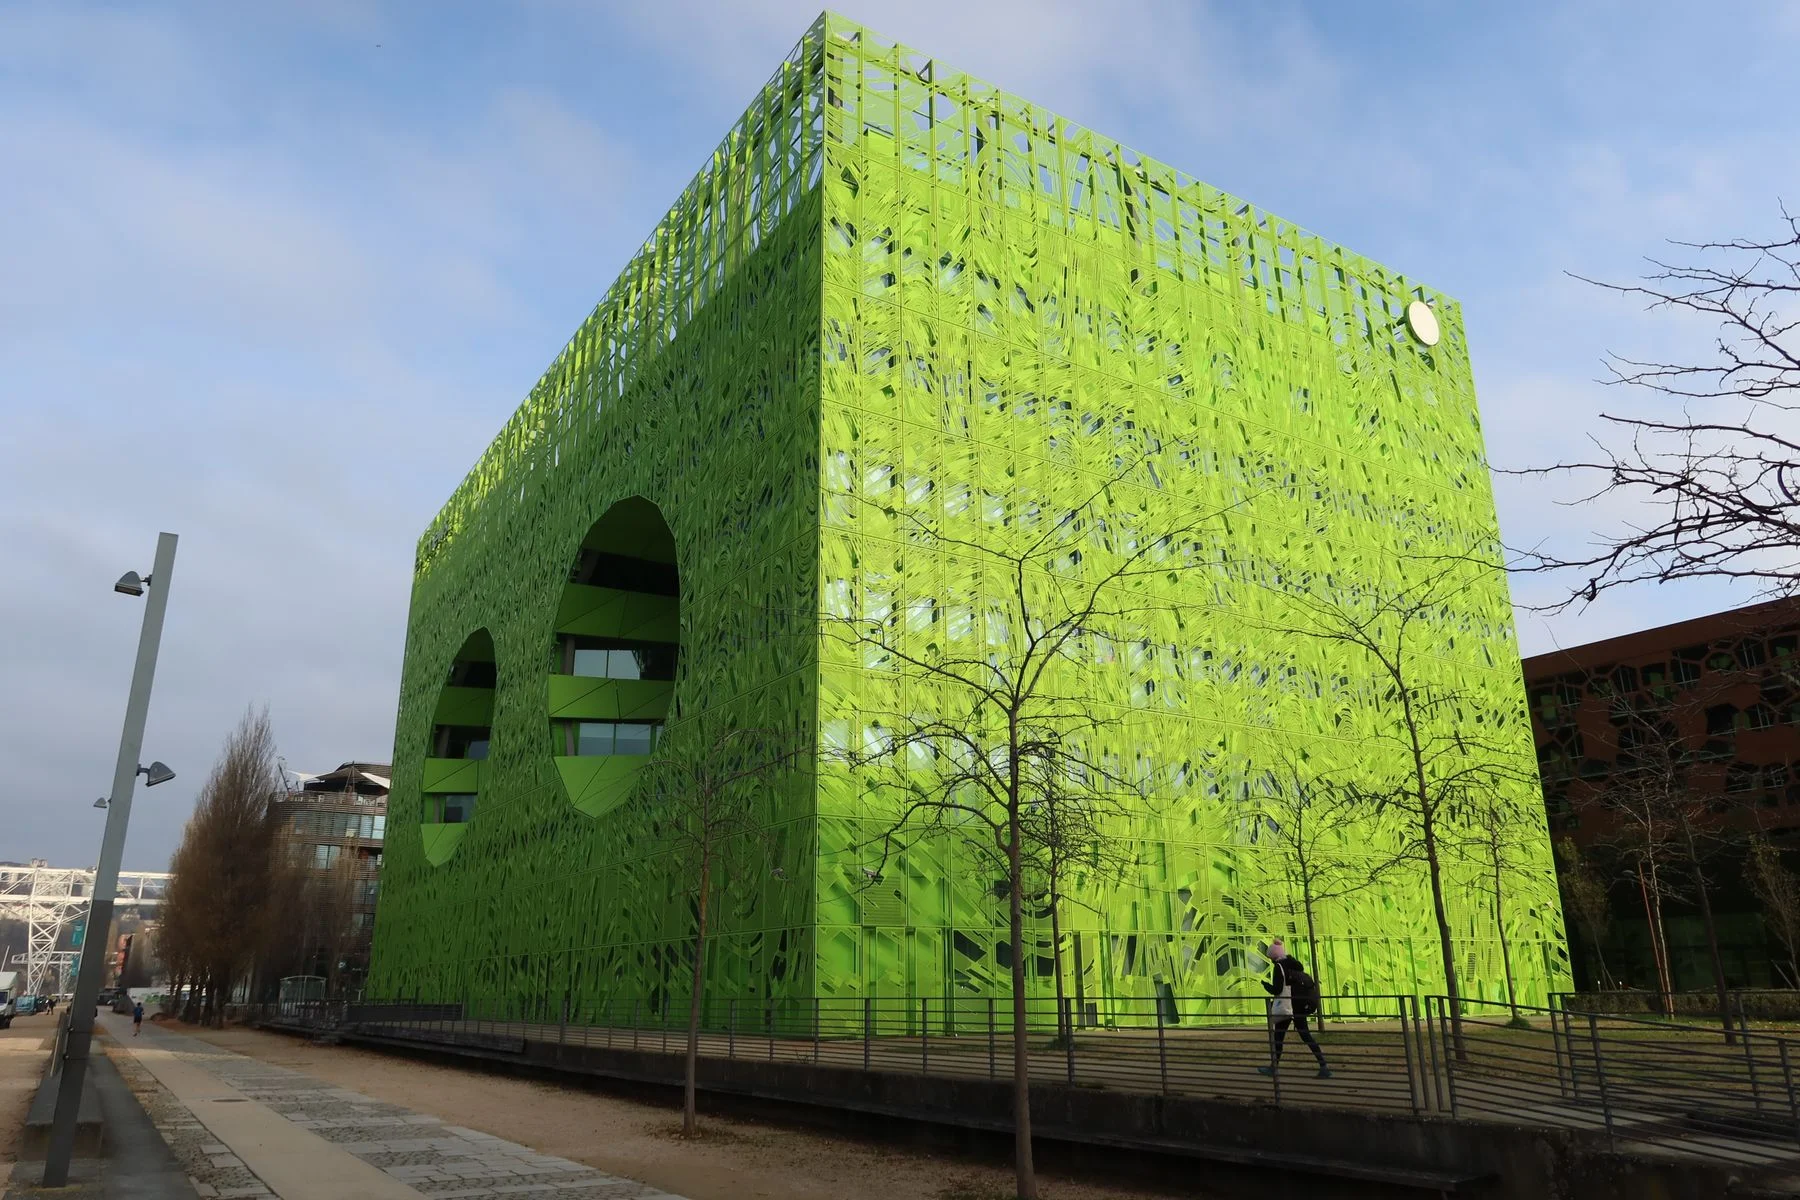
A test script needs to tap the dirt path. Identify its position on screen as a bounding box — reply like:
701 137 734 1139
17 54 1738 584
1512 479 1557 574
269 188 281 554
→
0 1017 52 1167
175 1022 1219 1200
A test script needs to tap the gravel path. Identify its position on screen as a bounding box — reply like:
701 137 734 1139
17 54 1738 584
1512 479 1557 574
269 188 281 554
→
111 1016 680 1199
169 1022 1210 1200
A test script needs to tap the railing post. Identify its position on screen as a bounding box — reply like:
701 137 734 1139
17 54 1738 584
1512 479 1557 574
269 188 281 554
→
728 998 736 1059
987 997 996 1080
1063 997 1075 1086
1552 998 1573 1099
661 997 668 1054
1155 1001 1168 1095
1266 996 1281 1108
1739 997 1765 1111
1397 994 1420 1116
1587 1012 1615 1151
632 998 640 1051
768 1000 776 1062
921 997 929 1074
1423 996 1446 1114
863 997 873 1071
559 994 568 1047
1439 998 1461 1118
1780 1038 1800 1152
813 997 821 1066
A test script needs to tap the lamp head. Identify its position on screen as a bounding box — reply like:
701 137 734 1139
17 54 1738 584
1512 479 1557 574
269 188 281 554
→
93 797 108 810
114 571 147 597
138 762 176 788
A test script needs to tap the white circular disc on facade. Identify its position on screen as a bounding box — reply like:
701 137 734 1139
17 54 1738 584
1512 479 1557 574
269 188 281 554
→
1405 299 1441 347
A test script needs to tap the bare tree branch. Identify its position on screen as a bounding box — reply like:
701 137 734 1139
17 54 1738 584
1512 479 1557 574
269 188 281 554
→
1509 206 1800 608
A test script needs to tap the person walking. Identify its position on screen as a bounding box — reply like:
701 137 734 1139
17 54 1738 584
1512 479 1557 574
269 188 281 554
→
1257 938 1330 1078
132 1000 144 1036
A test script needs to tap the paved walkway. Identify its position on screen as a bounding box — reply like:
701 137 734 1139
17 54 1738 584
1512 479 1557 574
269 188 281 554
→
103 1016 683 1200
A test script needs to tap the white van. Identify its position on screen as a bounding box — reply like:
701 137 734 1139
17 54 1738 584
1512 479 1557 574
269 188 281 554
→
0 970 19 1029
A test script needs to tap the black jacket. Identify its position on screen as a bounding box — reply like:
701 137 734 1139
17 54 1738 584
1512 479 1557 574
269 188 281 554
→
1262 954 1308 998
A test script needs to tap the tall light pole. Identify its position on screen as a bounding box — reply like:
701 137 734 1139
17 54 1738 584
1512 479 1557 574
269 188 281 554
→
42 532 178 1186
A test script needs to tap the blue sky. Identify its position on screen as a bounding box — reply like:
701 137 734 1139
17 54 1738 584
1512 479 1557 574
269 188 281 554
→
3 0 1797 869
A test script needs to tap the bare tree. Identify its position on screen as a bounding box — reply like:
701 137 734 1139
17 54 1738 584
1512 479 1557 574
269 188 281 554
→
1456 791 1542 1025
837 462 1231 1200
158 707 286 1025
1554 836 1617 991
1577 704 1738 1035
255 848 360 998
1514 208 1800 605
1249 756 1403 979
1746 833 1800 989
1017 760 1143 1048
1275 564 1533 1057
636 722 800 1138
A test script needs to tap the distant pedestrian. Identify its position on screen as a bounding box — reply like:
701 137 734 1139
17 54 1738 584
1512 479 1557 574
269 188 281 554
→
1257 938 1330 1079
132 1000 144 1036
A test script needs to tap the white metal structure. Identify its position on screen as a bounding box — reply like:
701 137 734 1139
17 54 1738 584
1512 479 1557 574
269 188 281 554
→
0 860 170 995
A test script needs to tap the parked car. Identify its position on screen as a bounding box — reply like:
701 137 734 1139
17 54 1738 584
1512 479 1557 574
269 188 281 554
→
15 995 37 1017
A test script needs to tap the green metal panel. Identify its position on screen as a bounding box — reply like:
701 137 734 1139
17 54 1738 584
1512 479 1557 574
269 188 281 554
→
421 758 485 794
369 12 1570 1014
545 677 674 722
431 686 494 727
554 585 680 641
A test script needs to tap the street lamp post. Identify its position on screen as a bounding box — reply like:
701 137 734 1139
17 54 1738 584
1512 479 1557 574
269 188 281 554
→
42 532 178 1186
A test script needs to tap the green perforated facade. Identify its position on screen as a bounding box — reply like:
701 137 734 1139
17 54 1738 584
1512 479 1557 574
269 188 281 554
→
368 12 1570 1015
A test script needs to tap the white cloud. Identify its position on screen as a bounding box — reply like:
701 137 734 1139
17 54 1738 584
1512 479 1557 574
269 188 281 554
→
2 0 1796 868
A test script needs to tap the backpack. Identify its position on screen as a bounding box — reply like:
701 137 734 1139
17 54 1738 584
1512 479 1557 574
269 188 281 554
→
1286 962 1321 1016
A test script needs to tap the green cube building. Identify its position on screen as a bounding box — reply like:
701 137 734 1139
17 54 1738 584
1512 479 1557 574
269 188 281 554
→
368 12 1569 1016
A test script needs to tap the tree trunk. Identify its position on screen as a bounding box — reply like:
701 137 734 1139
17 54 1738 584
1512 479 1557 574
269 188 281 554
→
1401 684 1464 1058
1301 882 1321 979
1422 815 1465 1059
1586 930 1614 991
1638 865 1674 1009
1006 823 1038 1200
684 853 711 1136
1048 880 1069 1047
1681 825 1735 1044
1301 882 1325 1029
1492 855 1520 1020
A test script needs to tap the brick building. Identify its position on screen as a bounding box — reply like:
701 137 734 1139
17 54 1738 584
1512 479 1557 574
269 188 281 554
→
270 762 388 991
1524 599 1800 991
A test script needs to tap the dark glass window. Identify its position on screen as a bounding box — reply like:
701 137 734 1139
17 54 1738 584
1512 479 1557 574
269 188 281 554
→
569 721 661 757
447 659 497 688
614 723 655 756
434 725 491 759
562 637 677 681
576 722 615 756
568 548 679 595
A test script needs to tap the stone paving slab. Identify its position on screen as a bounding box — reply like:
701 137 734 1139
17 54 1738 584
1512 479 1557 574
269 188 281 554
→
103 1016 683 1200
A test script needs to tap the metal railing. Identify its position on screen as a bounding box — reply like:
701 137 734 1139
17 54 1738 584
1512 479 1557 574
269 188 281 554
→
1555 987 1800 1027
1425 996 1800 1166
242 991 1800 1168
256 992 1427 1115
